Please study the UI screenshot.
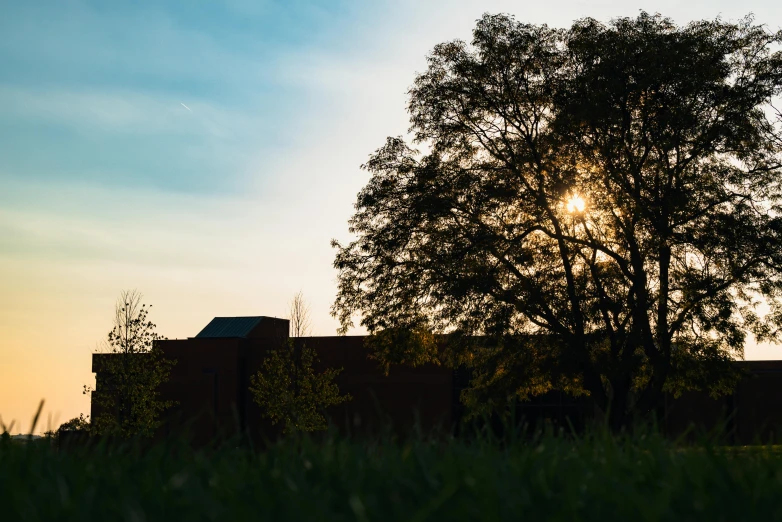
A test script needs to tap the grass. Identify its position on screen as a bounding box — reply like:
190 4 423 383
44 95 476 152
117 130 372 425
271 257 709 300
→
3 425 782 521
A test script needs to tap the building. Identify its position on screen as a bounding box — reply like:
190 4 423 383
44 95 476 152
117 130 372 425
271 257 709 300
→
92 316 452 445
91 316 782 444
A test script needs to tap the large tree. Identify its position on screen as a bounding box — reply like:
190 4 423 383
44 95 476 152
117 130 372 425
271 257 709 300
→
332 13 782 427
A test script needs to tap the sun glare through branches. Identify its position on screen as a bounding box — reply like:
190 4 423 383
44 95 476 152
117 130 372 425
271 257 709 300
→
566 194 586 213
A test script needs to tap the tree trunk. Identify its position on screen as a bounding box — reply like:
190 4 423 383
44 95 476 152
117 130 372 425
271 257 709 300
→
607 379 630 432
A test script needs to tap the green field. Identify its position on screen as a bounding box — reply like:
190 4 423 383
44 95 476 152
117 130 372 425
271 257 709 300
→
3 428 782 522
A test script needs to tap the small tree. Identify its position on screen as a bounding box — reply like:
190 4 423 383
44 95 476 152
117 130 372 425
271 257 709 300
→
249 292 351 434
46 414 91 446
289 290 312 338
85 290 176 438
56 414 90 435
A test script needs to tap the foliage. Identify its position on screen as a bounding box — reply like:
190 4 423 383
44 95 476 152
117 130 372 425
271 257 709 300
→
4 427 782 521
363 325 440 374
85 290 176 439
251 293 351 434
56 414 91 435
333 12 782 427
249 340 351 434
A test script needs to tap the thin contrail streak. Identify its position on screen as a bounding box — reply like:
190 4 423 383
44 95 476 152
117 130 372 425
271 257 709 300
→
180 102 192 112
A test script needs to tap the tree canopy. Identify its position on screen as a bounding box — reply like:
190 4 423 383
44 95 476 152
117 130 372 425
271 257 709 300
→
332 13 782 426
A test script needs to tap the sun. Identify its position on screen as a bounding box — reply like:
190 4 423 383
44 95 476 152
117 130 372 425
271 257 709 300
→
566 194 586 213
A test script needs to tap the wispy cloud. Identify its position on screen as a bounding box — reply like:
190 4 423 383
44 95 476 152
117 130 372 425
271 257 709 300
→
0 85 258 137
0 84 278 194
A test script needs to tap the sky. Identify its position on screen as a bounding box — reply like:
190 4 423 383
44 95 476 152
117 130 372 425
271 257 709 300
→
1 0 781 434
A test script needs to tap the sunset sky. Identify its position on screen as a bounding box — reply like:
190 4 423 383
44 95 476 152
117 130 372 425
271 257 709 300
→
2 0 781 434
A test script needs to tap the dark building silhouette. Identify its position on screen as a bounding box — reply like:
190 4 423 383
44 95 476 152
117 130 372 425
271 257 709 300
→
92 316 452 444
91 316 782 444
